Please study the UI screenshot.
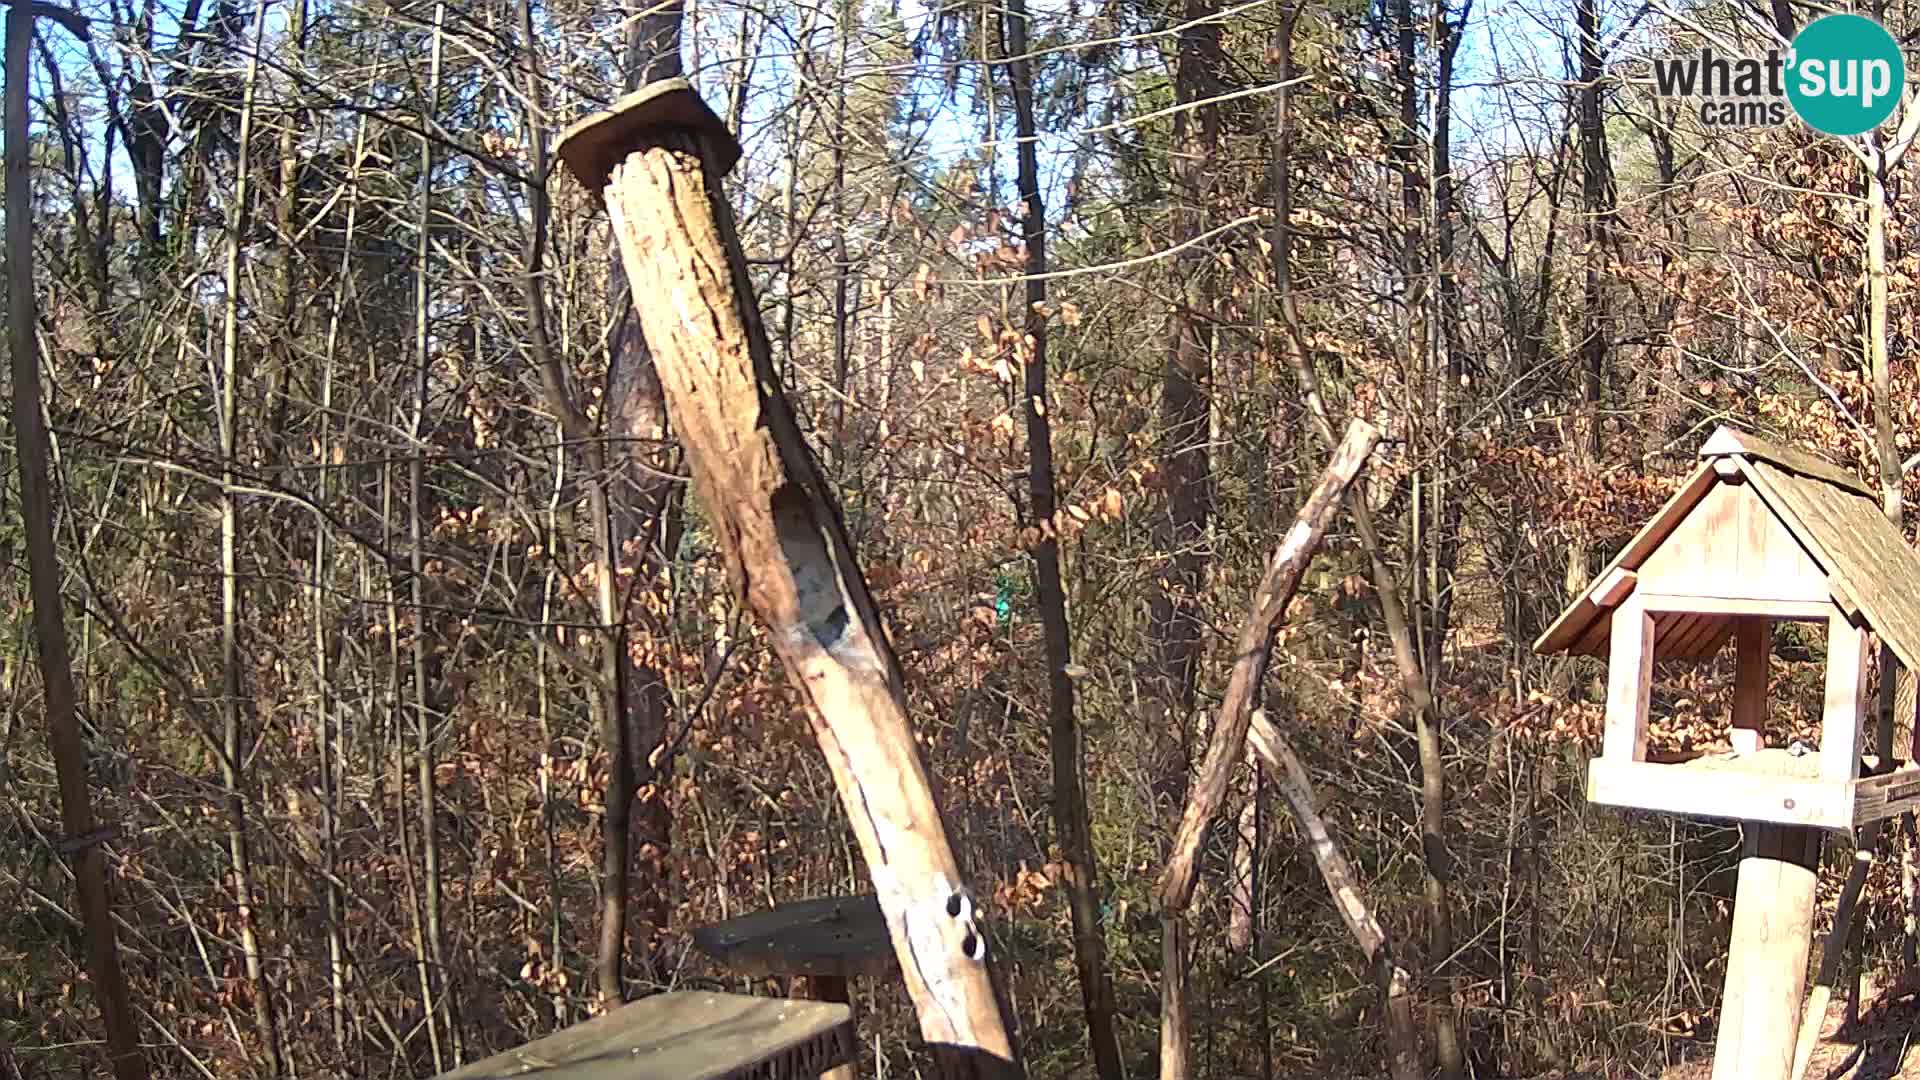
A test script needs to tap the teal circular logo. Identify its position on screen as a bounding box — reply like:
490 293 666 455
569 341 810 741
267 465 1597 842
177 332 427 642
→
1787 14 1905 136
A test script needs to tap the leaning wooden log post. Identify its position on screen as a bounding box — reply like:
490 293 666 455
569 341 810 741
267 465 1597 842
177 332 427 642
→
556 82 1023 1076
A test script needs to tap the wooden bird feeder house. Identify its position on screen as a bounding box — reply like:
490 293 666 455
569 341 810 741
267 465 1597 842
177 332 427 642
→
1535 425 1920 828
1535 425 1920 1080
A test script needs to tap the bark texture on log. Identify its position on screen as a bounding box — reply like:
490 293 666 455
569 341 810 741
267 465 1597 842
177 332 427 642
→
598 139 1022 1075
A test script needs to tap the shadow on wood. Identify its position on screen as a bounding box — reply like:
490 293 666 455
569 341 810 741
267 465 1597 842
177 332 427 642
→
692 895 896 982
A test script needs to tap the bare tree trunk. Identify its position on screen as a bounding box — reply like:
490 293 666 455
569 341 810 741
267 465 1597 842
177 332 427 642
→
998 2 1121 1074
1567 0 1612 596
1270 13 1448 1061
312 109 368 1056
589 6 690 997
384 464 442 1072
1153 8 1222 1074
218 5 282 1071
1149 0 1220 820
1421 7 1470 1075
1159 419 1378 907
5 9 149 1079
829 0 853 448
408 5 457 1061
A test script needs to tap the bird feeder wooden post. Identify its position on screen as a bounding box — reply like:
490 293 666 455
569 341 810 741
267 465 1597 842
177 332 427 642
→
553 82 1023 1077
1536 426 1920 1080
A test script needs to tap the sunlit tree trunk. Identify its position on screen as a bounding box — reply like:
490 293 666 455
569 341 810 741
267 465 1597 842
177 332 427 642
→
217 5 282 1072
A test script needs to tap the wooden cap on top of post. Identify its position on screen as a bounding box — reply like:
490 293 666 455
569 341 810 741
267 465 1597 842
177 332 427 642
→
691 895 899 983
555 77 742 197
692 896 896 1080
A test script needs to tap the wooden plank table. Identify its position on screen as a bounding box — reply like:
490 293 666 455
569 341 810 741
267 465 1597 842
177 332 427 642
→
438 991 855 1079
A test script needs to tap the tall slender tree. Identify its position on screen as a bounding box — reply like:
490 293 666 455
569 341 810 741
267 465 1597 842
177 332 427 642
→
1153 5 1221 1072
998 2 1122 1074
594 0 689 997
5 6 148 1078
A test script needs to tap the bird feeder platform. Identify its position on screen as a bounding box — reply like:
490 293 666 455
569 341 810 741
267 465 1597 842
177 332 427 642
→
1587 749 1920 832
692 895 897 984
692 896 899 1080
435 991 855 1080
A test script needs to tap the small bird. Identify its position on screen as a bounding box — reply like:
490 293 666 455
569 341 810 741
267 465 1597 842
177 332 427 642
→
1789 739 1813 757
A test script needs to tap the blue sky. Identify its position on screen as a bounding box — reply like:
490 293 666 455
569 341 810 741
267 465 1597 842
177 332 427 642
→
21 0 1639 258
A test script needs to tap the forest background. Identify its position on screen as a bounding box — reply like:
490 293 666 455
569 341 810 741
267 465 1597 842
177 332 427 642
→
4 0 1919 1074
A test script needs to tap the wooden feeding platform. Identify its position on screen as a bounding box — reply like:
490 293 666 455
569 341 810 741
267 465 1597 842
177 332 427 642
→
1588 748 1920 832
435 991 855 1079
692 896 898 1080
1536 425 1920 1080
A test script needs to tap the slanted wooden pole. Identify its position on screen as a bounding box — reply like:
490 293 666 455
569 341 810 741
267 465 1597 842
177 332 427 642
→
5 7 148 1080
1712 613 1820 1080
557 84 1022 1076
1153 420 1401 1075
1158 418 1381 913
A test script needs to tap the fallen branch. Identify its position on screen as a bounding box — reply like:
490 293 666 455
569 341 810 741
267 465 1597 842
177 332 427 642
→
1159 417 1380 913
1248 710 1423 1080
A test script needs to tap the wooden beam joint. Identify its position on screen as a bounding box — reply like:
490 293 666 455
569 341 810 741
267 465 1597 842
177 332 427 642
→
1594 567 1638 608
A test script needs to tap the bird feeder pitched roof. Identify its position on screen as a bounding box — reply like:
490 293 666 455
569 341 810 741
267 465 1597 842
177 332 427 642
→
1534 426 1920 672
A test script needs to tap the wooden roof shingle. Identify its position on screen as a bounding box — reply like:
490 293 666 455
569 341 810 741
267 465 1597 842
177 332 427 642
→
1534 426 1920 672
